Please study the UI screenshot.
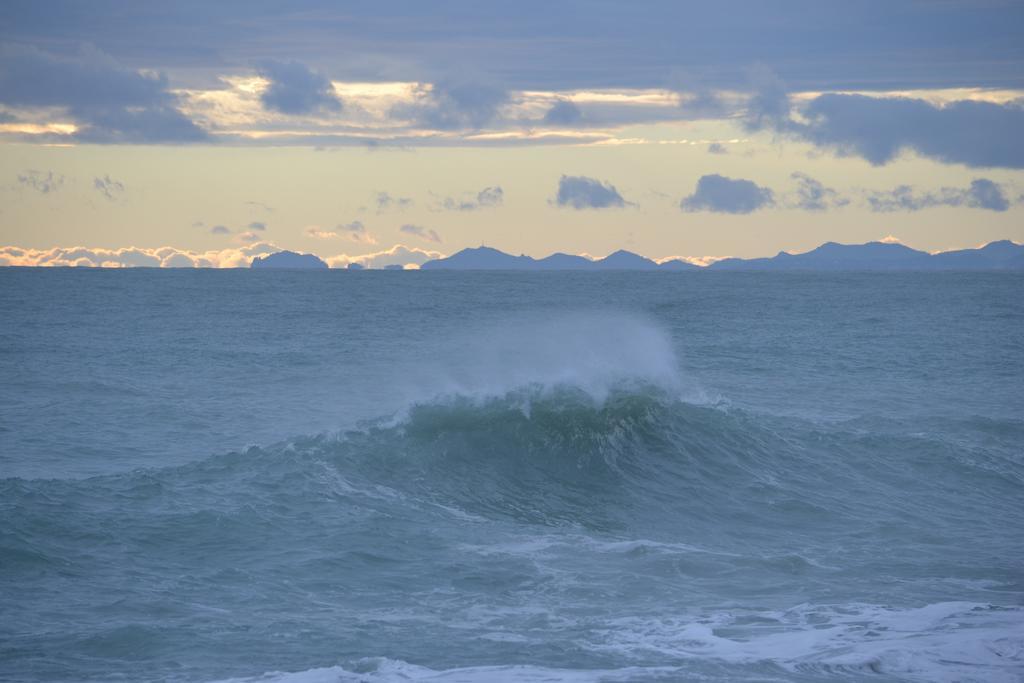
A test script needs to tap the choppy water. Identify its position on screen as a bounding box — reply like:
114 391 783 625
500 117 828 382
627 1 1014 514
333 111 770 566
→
1 269 1022 682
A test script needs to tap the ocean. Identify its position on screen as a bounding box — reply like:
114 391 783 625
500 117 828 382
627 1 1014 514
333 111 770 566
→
1 268 1022 682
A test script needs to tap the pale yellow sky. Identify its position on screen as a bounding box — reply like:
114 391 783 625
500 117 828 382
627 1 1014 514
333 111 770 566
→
2 117 1021 265
3 3 1024 267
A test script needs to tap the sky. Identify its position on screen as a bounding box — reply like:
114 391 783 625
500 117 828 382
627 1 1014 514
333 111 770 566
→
1 0 1023 268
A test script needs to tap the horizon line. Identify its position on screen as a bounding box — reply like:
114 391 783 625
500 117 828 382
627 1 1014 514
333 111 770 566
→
1 237 1021 269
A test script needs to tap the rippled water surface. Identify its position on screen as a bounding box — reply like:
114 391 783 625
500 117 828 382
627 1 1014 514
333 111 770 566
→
1 269 1022 682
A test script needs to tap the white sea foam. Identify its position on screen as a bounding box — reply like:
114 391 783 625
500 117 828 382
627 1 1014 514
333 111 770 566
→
394 311 700 408
213 659 682 682
589 602 1024 682
212 603 1023 683
458 534 739 559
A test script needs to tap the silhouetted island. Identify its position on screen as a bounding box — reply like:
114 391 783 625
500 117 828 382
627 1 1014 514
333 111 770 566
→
709 240 1024 270
419 240 1023 271
419 247 698 271
251 251 329 269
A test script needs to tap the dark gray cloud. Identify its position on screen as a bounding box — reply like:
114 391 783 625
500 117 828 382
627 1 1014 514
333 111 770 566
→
783 94 1024 169
0 44 206 143
968 178 1010 211
247 221 267 231
17 169 63 194
391 80 508 130
6 2 1023 92
671 70 730 119
375 191 413 212
555 175 628 209
440 186 503 211
257 60 342 115
681 174 774 213
299 220 377 244
789 172 847 211
209 225 230 234
866 178 1010 212
93 175 125 201
743 66 790 131
543 99 582 126
400 224 442 243
707 142 728 155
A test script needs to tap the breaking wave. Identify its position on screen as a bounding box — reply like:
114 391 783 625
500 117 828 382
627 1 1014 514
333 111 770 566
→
3 312 1022 682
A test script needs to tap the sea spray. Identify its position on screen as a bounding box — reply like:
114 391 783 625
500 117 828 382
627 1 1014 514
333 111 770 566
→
2 269 1021 682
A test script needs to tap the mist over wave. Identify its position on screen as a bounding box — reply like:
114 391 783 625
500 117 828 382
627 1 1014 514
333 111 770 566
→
386 311 701 413
1 270 1022 682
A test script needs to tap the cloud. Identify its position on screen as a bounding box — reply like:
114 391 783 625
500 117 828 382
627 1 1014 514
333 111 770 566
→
865 178 1010 212
339 220 376 243
0 242 278 268
306 220 377 243
554 175 629 209
305 227 337 239
788 172 848 211
93 175 125 201
543 99 583 126
681 174 774 213
669 69 731 120
247 221 267 231
439 186 503 211
324 244 444 269
965 178 1011 211
0 44 206 143
257 60 342 115
707 142 727 155
784 94 1024 169
399 224 441 243
6 3 1024 95
236 231 260 243
390 80 508 130
742 66 790 131
17 169 63 194
375 191 414 212
210 225 230 234
162 253 195 267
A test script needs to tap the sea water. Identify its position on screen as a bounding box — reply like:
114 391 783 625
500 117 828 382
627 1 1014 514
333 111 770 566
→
1 269 1022 682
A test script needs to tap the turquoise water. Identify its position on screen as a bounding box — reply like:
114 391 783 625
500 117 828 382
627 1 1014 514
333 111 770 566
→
1 269 1022 682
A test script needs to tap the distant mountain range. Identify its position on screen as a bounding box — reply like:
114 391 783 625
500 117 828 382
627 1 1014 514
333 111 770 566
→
248 240 1024 270
420 247 700 271
419 240 1024 271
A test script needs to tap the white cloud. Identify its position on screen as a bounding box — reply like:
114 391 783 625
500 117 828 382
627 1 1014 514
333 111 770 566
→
324 243 444 269
0 242 279 268
305 227 337 239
